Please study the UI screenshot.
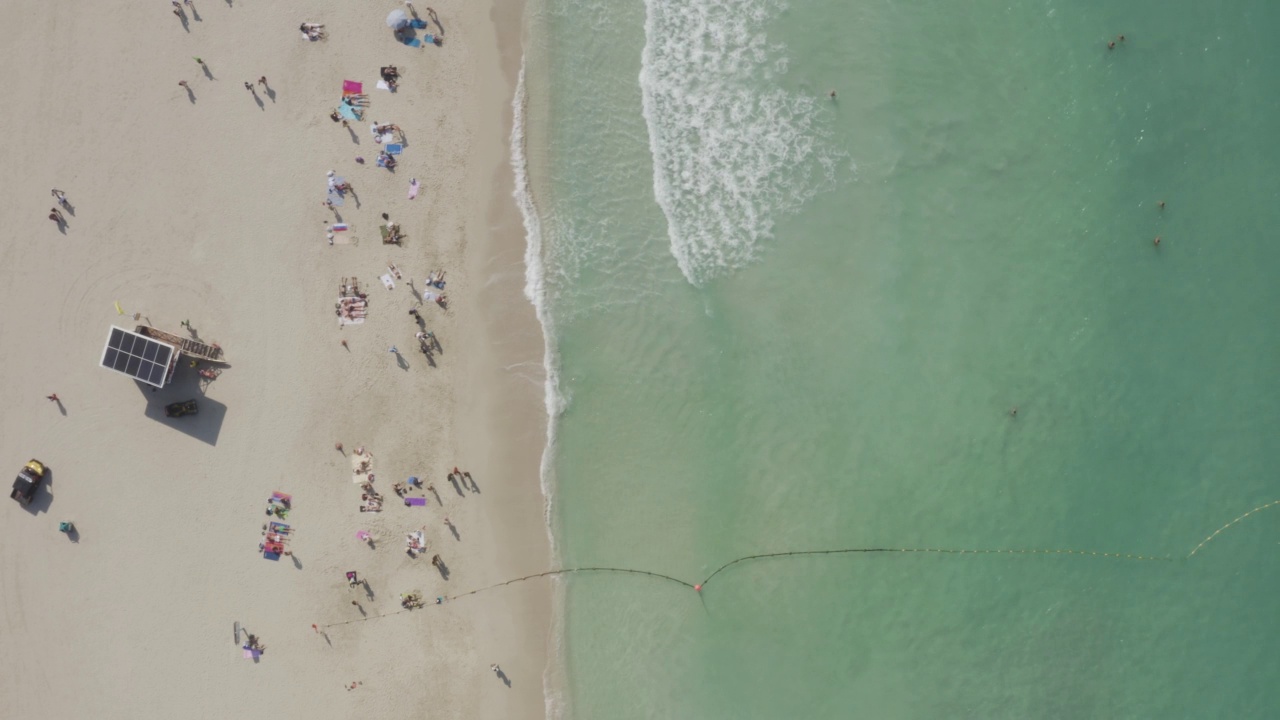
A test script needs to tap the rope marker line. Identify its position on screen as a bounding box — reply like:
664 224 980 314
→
317 499 1280 629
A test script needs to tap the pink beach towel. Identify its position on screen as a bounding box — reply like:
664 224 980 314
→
342 80 363 95
408 178 419 199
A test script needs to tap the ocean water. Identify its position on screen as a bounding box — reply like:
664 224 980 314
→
517 0 1280 717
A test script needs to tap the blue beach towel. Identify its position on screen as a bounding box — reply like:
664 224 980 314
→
385 143 403 155
338 103 360 121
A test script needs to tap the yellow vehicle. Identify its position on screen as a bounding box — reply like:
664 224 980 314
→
10 460 46 506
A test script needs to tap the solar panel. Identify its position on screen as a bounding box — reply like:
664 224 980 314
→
100 327 176 388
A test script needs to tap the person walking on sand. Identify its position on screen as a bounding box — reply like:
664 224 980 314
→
49 208 65 224
51 189 67 206
491 664 501 675
244 82 254 92
178 80 189 89
258 76 268 87
47 393 59 402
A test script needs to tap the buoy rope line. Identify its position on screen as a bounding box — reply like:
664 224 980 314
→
317 498 1279 630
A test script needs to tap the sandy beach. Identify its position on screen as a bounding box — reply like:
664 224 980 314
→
0 1 550 718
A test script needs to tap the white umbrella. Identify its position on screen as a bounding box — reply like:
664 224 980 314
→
386 9 409 29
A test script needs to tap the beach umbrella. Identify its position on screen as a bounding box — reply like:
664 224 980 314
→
386 9 409 29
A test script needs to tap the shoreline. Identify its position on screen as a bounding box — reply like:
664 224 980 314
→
458 0 556 717
0 0 551 717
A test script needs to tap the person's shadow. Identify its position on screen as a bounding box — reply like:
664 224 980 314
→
346 125 359 144
428 485 442 505
496 668 511 688
395 352 409 371
201 63 215 80
179 11 190 32
263 84 276 103
55 218 68 235
448 474 464 496
465 474 480 493
184 86 196 104
54 398 66 416
61 201 75 216
251 89 264 110
445 520 460 541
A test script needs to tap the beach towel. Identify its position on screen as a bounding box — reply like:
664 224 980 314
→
271 491 292 504
262 551 280 561
376 80 391 91
406 497 427 506
343 80 363 95
327 188 345 207
385 143 403 155
410 19 428 29
408 178 420 199
270 522 291 534
338 103 360 121
403 37 422 48
331 223 348 232
380 274 395 290
243 648 260 659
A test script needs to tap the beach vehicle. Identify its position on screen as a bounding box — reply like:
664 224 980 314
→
10 459 46 506
164 399 199 418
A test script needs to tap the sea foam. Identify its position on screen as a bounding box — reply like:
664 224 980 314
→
510 55 571 720
640 0 837 284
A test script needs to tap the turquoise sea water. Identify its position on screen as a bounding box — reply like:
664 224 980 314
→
519 0 1280 717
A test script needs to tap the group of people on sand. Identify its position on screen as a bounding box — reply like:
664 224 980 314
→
300 22 326 41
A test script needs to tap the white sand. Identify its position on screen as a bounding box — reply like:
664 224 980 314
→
0 1 551 717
